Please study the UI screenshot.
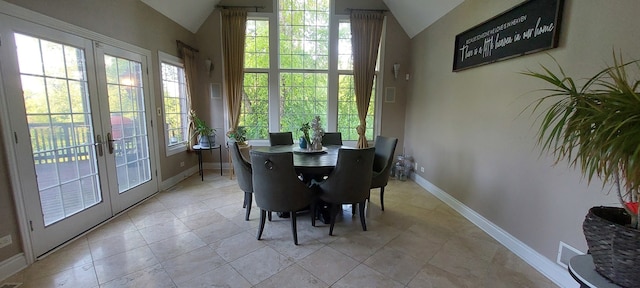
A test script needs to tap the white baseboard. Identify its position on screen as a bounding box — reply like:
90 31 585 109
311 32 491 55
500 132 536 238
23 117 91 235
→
159 166 198 190
411 174 578 288
0 253 27 282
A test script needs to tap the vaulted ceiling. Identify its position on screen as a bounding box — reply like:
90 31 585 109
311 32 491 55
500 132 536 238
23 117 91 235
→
140 0 463 38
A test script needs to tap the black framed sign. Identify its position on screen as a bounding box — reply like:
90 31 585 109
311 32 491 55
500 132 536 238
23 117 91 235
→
452 0 564 72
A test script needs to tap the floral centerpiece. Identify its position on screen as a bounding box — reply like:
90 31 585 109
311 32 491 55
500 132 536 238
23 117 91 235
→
310 115 324 150
299 116 324 150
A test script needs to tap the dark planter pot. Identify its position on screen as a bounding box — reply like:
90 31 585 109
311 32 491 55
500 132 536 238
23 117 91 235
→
583 206 640 287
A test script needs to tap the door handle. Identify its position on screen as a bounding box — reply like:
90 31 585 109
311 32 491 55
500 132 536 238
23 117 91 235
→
95 134 103 157
107 132 115 154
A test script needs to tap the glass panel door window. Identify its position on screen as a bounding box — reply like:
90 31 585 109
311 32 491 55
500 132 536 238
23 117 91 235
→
0 15 158 256
15 33 102 226
104 54 151 193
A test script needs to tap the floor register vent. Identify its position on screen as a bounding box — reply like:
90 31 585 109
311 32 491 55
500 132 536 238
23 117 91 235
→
557 241 583 269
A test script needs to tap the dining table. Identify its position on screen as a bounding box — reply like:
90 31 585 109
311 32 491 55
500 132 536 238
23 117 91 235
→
251 144 352 179
251 144 353 223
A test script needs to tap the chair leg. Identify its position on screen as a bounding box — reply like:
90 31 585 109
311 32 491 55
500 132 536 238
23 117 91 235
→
243 192 247 208
380 187 385 211
310 201 316 227
351 203 356 215
245 192 252 221
268 211 272 222
291 211 298 245
329 204 339 236
257 209 266 240
359 201 367 231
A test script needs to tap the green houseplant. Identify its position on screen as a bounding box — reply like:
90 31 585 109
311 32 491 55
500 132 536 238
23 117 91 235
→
299 122 311 149
189 110 215 148
226 126 247 146
523 52 640 286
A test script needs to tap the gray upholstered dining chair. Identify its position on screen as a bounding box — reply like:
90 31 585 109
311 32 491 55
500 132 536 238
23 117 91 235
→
370 136 398 211
313 147 375 235
228 140 253 221
250 150 313 245
268 132 293 146
321 132 343 146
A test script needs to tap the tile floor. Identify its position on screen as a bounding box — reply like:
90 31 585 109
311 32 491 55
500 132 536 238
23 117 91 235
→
2 172 558 287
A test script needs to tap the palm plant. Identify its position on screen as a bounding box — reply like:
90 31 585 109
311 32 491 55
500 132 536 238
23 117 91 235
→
523 53 640 228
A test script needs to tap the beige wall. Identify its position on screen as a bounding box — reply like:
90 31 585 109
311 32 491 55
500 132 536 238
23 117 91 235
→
404 0 640 261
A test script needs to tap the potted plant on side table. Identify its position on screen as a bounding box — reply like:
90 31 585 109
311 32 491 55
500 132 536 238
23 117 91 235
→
523 52 640 287
190 110 216 148
226 126 247 146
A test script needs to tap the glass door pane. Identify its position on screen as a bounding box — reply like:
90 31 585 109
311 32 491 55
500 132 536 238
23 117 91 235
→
104 55 151 193
15 33 102 226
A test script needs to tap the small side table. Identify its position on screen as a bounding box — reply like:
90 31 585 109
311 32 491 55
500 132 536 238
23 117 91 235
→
193 144 222 181
568 254 621 288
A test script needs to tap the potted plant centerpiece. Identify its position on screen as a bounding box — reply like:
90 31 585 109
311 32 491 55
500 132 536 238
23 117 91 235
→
523 53 640 287
226 126 247 146
299 122 311 149
189 110 216 148
299 116 324 151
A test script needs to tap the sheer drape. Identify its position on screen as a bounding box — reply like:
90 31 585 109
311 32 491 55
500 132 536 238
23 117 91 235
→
350 11 384 148
179 45 198 150
221 8 247 137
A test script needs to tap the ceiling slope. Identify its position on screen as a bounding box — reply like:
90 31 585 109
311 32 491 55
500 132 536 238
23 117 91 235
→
383 0 464 38
140 0 462 37
140 0 220 33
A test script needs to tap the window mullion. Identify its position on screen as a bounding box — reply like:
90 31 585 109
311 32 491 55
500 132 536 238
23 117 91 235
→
269 9 280 132
327 7 341 132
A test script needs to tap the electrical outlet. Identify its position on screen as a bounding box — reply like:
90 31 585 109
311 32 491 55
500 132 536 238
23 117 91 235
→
414 162 418 171
0 235 12 248
180 161 185 167
420 167 424 172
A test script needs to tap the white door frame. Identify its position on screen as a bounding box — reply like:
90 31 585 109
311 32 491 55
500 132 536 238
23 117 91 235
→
0 1 161 263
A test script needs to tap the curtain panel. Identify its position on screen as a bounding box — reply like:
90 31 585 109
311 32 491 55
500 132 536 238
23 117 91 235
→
350 11 384 148
221 8 247 137
179 45 198 150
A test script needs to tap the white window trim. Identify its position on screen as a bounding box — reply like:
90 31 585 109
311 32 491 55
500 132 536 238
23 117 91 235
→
159 51 189 156
237 1 385 146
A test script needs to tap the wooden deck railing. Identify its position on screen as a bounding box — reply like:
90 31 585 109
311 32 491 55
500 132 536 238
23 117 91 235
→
29 123 92 164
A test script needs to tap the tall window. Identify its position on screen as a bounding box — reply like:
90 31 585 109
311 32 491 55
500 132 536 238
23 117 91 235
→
240 0 382 141
159 52 189 155
278 0 330 133
242 19 270 140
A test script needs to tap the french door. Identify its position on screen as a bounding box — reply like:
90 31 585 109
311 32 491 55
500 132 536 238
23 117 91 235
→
0 15 157 257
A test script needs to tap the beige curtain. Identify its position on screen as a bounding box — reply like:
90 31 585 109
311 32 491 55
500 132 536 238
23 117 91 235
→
179 44 198 150
221 8 247 137
350 11 384 148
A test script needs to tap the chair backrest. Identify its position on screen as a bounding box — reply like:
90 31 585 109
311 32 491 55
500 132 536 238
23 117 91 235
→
228 140 252 193
371 136 398 188
250 150 311 212
269 132 294 146
319 147 375 203
321 132 343 146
